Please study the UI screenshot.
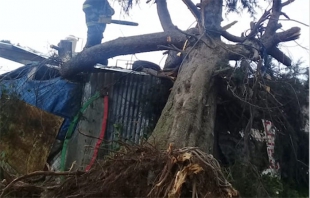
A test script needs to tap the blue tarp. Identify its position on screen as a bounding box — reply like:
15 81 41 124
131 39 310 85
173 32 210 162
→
0 63 83 140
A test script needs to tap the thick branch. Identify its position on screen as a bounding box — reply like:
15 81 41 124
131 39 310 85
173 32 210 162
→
282 0 295 7
217 0 300 68
267 46 292 66
200 0 223 38
225 44 258 61
274 27 301 43
156 0 175 31
181 0 201 22
221 30 244 42
264 0 282 37
60 31 186 77
226 43 292 66
220 21 244 42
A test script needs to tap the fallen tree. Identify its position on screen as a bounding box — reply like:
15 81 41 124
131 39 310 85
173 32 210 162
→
60 0 301 152
1 0 307 197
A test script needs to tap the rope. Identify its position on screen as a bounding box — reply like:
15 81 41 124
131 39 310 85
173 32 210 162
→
60 92 101 172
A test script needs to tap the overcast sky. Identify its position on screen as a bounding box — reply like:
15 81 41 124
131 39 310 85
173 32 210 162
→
0 0 309 74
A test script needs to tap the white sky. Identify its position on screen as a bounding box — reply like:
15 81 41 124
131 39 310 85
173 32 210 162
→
0 0 309 74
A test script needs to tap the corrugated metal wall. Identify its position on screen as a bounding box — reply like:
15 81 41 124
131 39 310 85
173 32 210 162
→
66 71 171 170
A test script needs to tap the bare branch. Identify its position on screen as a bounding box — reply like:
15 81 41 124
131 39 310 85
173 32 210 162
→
267 46 292 66
221 31 244 42
181 0 201 22
274 27 301 43
141 68 175 81
222 21 238 31
225 42 292 66
247 10 271 39
225 44 259 61
282 0 295 7
60 31 186 77
156 0 175 31
264 0 282 37
280 11 290 19
279 19 309 27
217 20 245 43
220 21 243 43
222 1 299 66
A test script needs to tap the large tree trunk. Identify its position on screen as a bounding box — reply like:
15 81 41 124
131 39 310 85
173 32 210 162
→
151 42 226 153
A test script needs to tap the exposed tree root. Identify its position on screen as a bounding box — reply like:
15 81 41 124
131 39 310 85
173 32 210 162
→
0 143 238 198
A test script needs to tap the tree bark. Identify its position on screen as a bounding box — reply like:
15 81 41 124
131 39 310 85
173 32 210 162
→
150 0 226 153
151 42 226 152
60 31 186 77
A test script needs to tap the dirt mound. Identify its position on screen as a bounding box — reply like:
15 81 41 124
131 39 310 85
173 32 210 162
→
1 143 238 198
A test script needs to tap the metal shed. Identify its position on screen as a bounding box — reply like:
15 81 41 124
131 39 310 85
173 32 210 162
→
65 68 171 170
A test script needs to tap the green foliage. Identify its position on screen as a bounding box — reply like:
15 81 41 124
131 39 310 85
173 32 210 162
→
224 161 270 197
224 161 309 198
119 0 266 17
261 173 283 197
219 57 309 197
280 181 309 198
117 0 140 14
111 123 123 151
225 0 262 17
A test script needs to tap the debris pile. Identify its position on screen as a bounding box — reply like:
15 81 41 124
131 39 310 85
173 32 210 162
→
1 143 238 198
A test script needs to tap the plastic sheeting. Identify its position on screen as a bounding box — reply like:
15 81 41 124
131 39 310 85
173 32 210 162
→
0 63 83 140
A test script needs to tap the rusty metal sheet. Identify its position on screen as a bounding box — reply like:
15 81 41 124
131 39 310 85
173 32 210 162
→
0 97 63 175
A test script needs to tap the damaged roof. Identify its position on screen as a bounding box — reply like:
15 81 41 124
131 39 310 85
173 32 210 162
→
0 41 47 65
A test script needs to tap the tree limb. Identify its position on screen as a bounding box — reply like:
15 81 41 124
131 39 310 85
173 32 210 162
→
264 0 282 37
60 0 299 78
225 42 292 66
225 44 258 61
60 31 186 77
220 21 245 42
247 10 271 39
200 0 223 38
221 30 244 42
222 21 238 31
282 0 295 7
156 0 175 31
274 27 301 43
224 0 300 67
142 68 175 81
181 0 201 23
267 46 292 66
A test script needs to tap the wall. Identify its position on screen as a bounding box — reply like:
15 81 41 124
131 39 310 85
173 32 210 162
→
66 71 171 170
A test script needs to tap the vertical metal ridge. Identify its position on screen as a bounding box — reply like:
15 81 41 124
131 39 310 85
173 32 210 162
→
92 72 169 153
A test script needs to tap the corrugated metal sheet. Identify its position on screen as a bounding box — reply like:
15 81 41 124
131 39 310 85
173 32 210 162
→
106 72 160 142
100 71 170 157
66 71 171 170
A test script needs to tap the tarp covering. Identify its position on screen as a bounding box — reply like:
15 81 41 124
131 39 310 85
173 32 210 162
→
0 63 83 140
